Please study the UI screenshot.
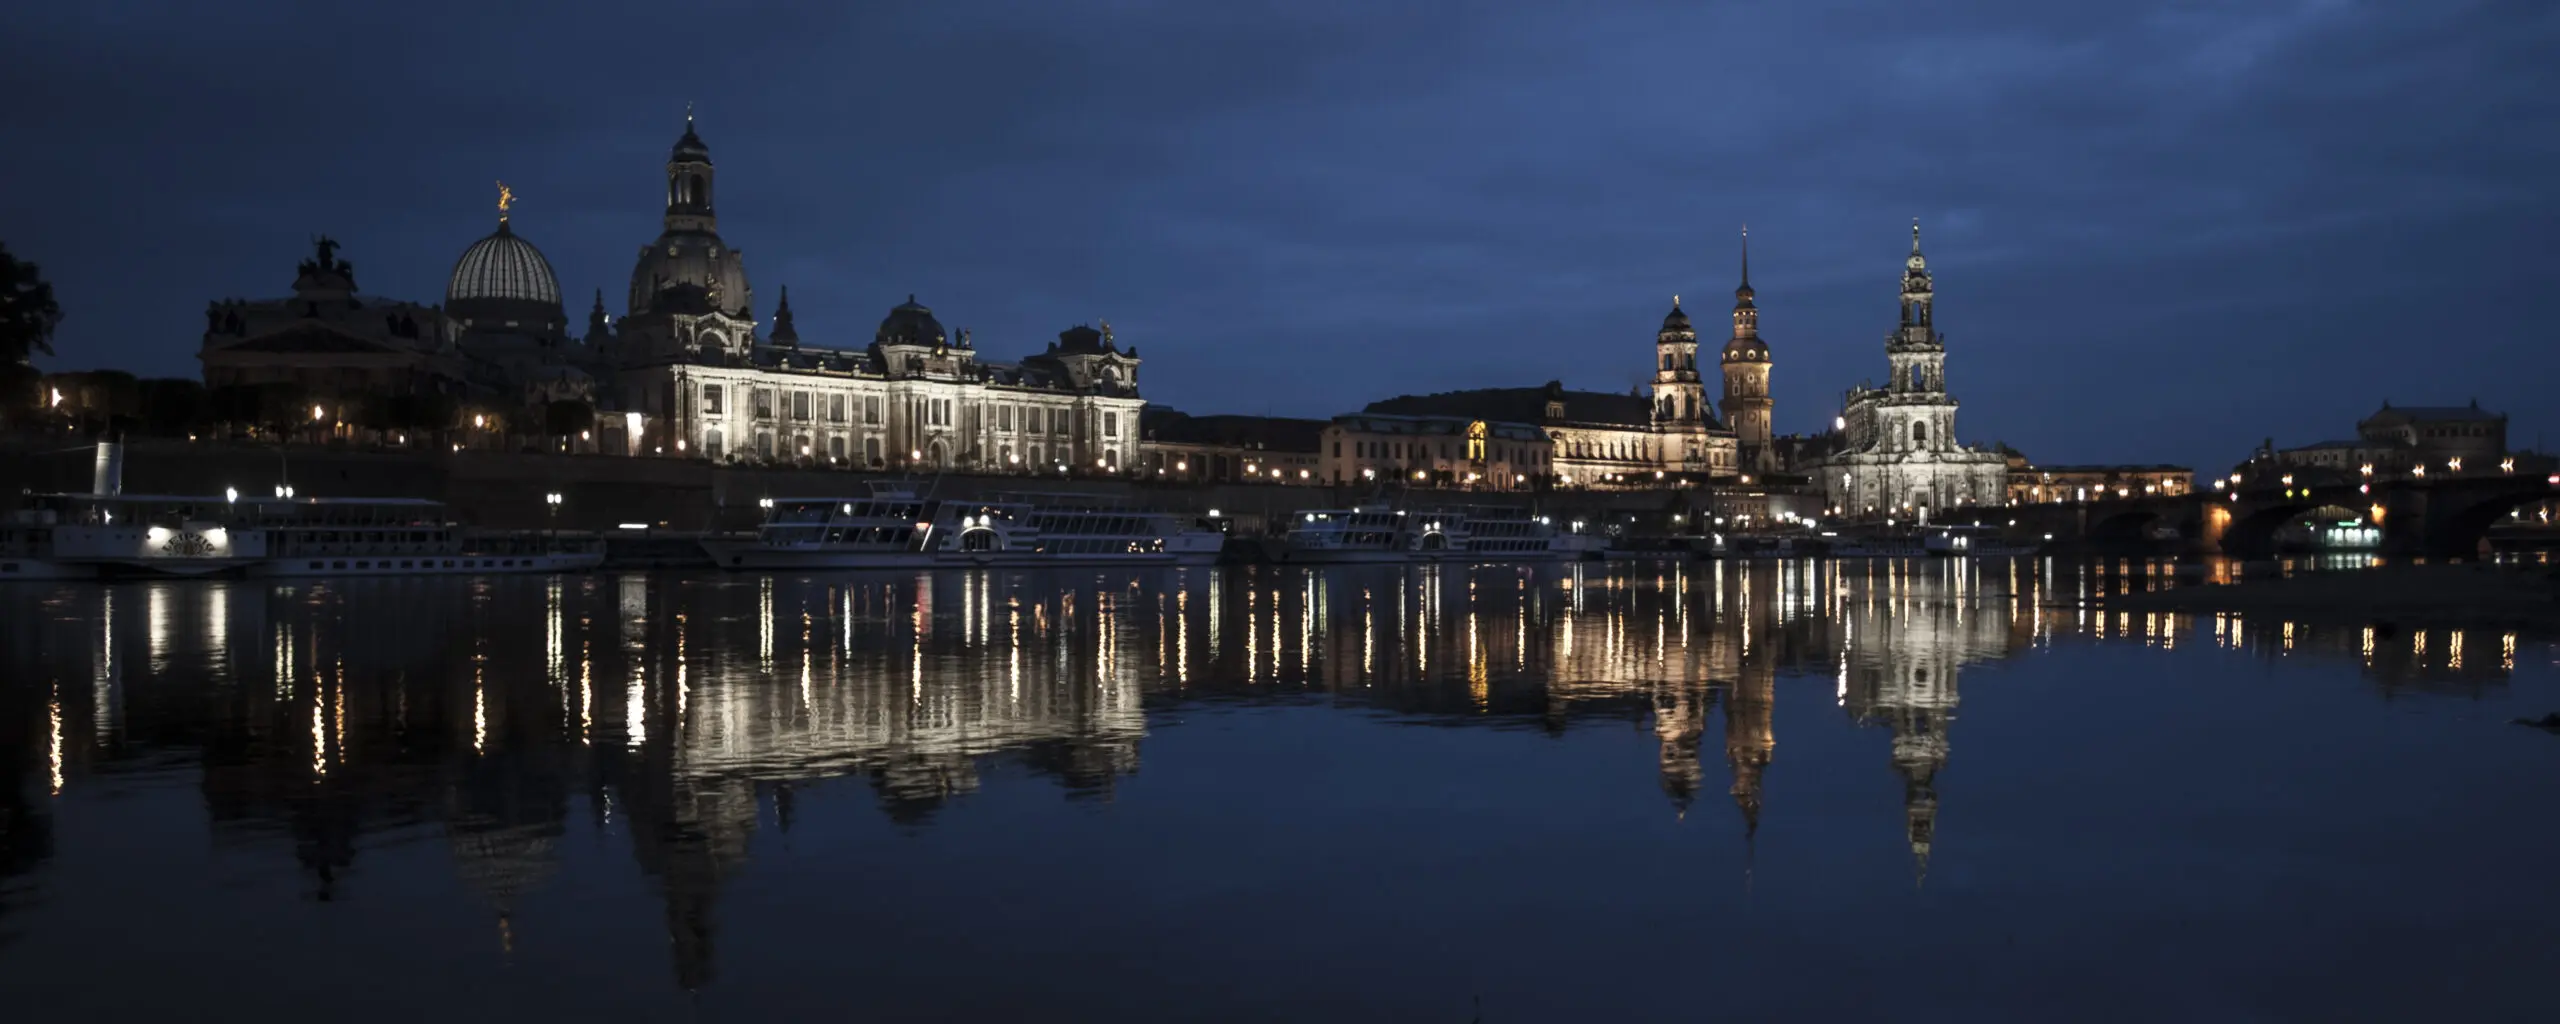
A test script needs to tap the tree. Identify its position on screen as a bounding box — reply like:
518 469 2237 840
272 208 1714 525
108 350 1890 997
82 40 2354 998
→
0 243 63 366
37 369 139 436
254 380 309 439
208 383 263 435
135 378 211 437
0 361 38 427
542 399 595 447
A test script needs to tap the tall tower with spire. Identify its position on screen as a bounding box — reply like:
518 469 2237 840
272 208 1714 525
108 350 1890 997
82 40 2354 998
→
1888 220 1946 402
1719 227 1774 472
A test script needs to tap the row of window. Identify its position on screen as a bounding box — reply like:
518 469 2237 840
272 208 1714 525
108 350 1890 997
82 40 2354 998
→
694 383 1123 439
1340 439 1550 464
300 557 539 571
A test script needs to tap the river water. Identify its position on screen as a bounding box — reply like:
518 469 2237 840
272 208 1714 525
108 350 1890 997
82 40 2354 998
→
1 560 2555 1021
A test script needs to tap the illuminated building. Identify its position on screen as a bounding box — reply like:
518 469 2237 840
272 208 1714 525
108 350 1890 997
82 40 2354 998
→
2005 463 2194 505
1718 228 1775 473
1819 223 2009 520
2270 400 2511 481
1138 410 1329 483
601 112 1144 471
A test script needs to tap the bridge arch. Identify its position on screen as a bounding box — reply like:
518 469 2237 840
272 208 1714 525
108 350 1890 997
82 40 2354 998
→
2421 488 2555 557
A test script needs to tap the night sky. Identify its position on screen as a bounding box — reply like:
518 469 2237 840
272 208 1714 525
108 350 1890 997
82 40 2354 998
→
4 1 2551 468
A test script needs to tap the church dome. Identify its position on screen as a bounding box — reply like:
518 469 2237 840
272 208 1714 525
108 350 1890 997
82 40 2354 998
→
1658 301 1696 343
629 229 752 317
448 221 565 332
449 222 561 307
875 295 946 347
671 123 712 164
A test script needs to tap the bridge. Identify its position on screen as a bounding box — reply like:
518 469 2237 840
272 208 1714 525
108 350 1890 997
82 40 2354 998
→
1976 464 2559 558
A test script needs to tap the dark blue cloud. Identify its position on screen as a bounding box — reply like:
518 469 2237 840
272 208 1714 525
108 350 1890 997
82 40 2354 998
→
3 0 2552 466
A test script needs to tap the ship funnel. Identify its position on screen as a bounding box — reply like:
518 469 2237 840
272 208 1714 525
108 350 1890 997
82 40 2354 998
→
92 441 125 497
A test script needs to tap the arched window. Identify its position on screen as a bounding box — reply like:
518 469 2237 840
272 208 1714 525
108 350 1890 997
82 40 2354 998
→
687 173 706 206
1913 421 1929 445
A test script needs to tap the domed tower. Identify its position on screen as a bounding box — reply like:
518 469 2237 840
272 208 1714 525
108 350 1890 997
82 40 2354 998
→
628 107 753 320
1652 299 1704 428
447 182 566 338
1720 228 1774 471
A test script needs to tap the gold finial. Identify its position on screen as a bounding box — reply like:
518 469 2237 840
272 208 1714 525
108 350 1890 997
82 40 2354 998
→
1673 293 1680 307
496 181 516 220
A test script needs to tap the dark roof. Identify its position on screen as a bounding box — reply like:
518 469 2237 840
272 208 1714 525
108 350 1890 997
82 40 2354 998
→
1141 411 1325 452
1363 385 1654 428
2023 464 2193 473
874 296 946 347
217 323 403 355
2368 404 2502 423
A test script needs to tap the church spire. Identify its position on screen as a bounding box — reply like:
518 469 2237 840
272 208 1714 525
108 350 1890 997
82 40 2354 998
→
1732 227 1758 338
1739 224 1752 293
1899 219 1935 331
769 286 798 346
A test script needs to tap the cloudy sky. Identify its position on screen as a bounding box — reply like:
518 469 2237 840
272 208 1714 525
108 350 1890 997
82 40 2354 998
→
3 0 2552 467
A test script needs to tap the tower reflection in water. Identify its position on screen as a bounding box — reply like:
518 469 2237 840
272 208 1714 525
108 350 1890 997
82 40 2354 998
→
0 559 2535 986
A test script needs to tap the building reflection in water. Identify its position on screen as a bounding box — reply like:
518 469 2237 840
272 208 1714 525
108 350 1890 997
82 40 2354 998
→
0 558 2541 981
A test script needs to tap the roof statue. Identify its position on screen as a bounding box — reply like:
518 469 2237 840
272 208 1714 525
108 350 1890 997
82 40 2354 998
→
497 181 516 222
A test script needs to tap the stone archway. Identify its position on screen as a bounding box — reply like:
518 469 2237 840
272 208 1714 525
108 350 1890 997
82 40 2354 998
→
927 438 951 469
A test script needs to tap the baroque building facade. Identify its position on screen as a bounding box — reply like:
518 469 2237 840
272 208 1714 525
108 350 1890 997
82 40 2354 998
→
196 111 1146 469
1820 225 2008 519
1325 242 1763 491
594 113 1144 471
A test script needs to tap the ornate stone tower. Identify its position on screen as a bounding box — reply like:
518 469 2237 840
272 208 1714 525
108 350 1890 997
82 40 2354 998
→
1652 299 1705 428
1719 228 1774 472
1887 222 1949 430
626 106 754 326
664 107 717 235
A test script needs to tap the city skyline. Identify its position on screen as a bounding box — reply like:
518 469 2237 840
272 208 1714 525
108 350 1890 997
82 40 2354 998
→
4 3 2553 471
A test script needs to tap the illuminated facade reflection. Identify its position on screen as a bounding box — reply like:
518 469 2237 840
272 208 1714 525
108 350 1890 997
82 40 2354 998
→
0 561 2541 983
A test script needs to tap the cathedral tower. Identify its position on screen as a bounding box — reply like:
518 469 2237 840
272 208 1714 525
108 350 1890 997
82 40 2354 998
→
627 107 754 322
1719 228 1773 472
1887 221 1946 405
1653 299 1705 428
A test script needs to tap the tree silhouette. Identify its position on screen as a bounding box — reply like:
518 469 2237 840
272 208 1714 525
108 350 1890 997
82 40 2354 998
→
0 243 63 365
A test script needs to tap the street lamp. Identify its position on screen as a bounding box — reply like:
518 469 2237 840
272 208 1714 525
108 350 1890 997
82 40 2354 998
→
544 492 562 537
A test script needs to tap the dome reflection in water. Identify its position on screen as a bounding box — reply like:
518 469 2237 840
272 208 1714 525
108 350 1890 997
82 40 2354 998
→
1 559 2556 1019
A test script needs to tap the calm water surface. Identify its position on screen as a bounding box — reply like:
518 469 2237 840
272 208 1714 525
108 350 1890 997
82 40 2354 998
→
1 561 2556 1021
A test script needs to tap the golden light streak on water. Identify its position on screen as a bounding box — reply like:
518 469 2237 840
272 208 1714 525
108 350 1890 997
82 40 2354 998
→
47 686 63 796
311 699 328 779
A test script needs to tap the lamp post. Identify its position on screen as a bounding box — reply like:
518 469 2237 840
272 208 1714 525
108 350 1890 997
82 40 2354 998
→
544 491 562 538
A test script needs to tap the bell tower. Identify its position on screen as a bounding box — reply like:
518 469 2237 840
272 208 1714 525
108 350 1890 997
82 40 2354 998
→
1720 228 1774 472
664 104 717 233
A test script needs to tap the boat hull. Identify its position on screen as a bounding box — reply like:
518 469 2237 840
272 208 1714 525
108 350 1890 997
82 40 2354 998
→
256 552 605 577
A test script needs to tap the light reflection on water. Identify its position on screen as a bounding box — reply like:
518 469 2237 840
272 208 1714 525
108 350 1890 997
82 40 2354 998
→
1 558 2556 1019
